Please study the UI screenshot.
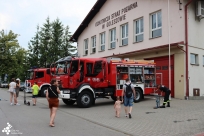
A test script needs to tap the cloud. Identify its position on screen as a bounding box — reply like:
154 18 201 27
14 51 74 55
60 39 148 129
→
0 0 97 49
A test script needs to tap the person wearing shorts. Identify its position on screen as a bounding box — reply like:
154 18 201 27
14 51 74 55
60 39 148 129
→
8 78 20 105
122 78 136 119
46 79 60 127
32 82 39 106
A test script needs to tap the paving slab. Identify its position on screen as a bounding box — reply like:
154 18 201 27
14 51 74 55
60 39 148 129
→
1 88 204 136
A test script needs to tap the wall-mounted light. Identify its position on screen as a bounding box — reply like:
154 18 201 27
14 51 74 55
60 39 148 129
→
178 0 182 10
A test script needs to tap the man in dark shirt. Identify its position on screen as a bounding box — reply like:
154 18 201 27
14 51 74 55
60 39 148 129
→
156 84 171 108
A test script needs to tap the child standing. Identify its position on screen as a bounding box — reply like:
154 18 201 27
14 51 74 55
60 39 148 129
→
32 82 39 106
114 96 123 118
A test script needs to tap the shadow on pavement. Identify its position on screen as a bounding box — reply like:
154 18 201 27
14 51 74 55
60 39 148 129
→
59 100 115 109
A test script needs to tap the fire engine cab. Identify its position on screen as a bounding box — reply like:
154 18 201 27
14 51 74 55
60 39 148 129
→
25 68 52 97
54 57 156 108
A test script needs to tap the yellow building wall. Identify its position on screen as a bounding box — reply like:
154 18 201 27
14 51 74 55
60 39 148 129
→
174 53 185 99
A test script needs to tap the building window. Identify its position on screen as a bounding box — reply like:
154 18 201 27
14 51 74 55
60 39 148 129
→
109 28 116 49
100 32 105 51
91 36 96 53
203 56 204 66
156 66 161 70
84 39 88 55
134 18 143 42
162 66 168 70
150 11 162 38
190 53 198 65
121 23 128 46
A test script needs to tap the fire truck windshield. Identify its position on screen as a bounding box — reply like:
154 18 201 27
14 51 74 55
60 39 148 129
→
26 71 34 80
55 61 71 75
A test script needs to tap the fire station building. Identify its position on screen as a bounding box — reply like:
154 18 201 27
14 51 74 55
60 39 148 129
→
70 0 204 100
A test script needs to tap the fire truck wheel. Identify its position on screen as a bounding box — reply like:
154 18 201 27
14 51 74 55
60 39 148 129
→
135 88 142 102
111 95 117 101
77 91 93 108
40 87 47 97
62 99 76 105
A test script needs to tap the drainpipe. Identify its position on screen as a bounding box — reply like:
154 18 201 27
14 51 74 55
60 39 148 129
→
185 0 194 99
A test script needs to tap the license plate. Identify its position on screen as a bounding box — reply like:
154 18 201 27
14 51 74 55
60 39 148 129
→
64 90 70 93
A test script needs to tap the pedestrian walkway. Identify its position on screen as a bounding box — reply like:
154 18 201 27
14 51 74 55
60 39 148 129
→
1 88 204 136
55 96 204 136
0 88 127 136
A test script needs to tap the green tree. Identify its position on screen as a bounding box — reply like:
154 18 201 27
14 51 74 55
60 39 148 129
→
27 17 77 69
39 17 52 67
51 18 64 62
62 25 76 56
28 25 40 67
0 30 27 81
15 48 29 80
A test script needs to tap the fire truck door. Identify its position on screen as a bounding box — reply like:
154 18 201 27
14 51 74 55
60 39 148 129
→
84 62 94 85
102 61 108 81
69 60 81 87
79 61 84 82
34 71 38 84
34 71 44 85
95 60 108 87
34 71 37 84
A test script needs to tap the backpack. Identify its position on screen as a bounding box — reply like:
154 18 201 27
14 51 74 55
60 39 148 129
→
125 83 133 98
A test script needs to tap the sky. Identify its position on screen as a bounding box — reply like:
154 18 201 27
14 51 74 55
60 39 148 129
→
0 0 97 49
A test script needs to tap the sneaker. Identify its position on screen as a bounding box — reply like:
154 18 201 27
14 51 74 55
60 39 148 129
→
128 113 132 119
16 103 21 106
10 103 13 106
33 104 36 106
125 114 128 117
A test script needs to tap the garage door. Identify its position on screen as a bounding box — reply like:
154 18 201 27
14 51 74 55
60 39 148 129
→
146 55 174 97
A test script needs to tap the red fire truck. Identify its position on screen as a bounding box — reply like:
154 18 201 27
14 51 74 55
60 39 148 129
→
52 57 156 108
25 68 53 97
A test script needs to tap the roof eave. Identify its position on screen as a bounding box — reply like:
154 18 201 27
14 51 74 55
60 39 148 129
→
69 0 107 42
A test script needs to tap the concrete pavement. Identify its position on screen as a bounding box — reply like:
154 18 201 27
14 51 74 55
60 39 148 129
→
1 88 204 136
0 88 127 136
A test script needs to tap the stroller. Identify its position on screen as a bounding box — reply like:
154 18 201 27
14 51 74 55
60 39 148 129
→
153 90 163 109
153 94 161 109
24 81 30 106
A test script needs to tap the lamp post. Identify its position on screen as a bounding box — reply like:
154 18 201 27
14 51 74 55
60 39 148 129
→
168 0 171 100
